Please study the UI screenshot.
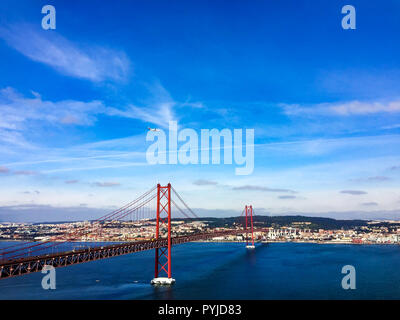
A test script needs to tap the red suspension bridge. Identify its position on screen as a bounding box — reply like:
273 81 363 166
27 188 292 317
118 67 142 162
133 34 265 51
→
0 184 266 284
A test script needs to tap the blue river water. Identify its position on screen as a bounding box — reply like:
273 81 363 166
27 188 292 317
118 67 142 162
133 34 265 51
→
1 242 400 299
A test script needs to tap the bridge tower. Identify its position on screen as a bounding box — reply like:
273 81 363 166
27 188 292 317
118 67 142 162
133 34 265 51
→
245 205 255 249
151 183 175 285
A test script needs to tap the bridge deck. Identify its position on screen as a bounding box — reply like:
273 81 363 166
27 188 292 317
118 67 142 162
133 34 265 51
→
0 228 266 279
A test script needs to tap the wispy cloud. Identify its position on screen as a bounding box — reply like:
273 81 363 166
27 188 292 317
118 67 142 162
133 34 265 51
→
278 195 297 199
193 179 218 186
0 24 130 82
105 83 176 129
65 180 79 184
350 176 391 183
13 170 37 176
381 124 400 130
21 190 40 195
256 134 400 158
94 182 121 187
0 87 105 131
0 128 32 149
0 82 193 163
364 176 391 182
362 202 378 206
107 102 175 129
282 100 400 116
232 185 297 194
42 162 148 174
340 190 367 195
0 166 9 174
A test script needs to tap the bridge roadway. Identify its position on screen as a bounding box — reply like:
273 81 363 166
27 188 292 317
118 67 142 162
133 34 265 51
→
0 228 267 279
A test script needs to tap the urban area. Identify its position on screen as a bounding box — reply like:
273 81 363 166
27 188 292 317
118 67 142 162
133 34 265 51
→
1 218 400 245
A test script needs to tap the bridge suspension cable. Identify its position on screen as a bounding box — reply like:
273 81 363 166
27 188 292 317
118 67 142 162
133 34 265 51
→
171 186 199 219
5 192 158 260
0 185 158 260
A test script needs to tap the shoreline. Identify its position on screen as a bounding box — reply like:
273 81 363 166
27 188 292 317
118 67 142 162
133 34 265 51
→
0 239 397 245
193 240 395 245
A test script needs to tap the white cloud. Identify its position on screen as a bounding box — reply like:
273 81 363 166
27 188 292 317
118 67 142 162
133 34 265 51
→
282 100 400 116
340 190 367 195
0 83 180 149
0 128 32 149
65 180 79 184
0 87 105 131
105 82 177 129
382 123 400 130
0 24 130 82
0 166 9 173
94 182 121 187
232 185 297 193
107 102 175 129
255 134 400 158
193 179 218 186
362 202 378 207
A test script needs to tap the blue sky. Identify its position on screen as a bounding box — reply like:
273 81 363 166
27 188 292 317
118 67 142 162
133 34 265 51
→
0 0 400 221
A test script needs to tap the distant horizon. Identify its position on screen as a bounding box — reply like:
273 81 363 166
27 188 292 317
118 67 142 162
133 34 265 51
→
2 212 400 224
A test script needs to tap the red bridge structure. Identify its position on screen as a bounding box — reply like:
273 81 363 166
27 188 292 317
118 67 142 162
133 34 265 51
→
0 184 266 284
245 205 255 249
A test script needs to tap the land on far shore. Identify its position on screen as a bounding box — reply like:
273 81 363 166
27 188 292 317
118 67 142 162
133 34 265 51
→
1 215 400 244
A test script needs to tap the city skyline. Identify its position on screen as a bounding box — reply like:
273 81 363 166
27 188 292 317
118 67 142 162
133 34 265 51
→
1 0 400 222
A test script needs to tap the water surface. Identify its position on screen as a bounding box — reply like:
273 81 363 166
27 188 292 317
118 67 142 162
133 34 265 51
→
0 242 399 299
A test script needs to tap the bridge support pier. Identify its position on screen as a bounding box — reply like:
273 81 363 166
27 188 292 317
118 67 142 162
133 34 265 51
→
151 183 175 285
